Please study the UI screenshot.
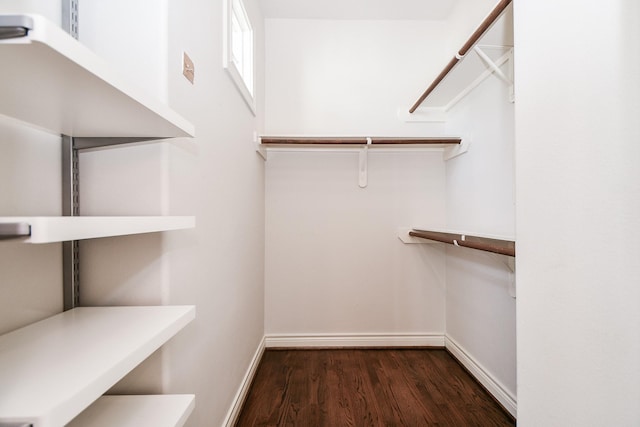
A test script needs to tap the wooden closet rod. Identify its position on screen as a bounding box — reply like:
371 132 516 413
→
409 229 515 257
261 137 462 145
409 0 513 113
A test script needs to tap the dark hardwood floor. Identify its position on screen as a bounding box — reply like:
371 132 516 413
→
236 348 515 426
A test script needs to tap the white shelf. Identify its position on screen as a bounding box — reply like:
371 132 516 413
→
0 14 194 138
67 395 195 427
0 306 195 427
0 216 196 243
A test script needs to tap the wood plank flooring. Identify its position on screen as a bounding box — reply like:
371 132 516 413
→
236 349 515 426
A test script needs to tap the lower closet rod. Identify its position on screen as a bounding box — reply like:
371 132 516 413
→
409 229 515 257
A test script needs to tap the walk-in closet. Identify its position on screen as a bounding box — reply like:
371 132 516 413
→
1 0 638 426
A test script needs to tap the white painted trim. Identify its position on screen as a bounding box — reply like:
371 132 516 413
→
444 335 517 417
222 0 256 115
265 333 445 348
222 336 266 427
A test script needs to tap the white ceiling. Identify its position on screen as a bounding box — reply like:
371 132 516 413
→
260 0 458 21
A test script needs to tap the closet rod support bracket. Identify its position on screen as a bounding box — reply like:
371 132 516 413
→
485 251 516 298
474 46 515 103
397 228 435 244
506 256 516 298
255 133 267 160
358 138 371 188
444 137 470 161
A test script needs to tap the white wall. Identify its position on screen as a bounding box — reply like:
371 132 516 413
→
264 19 453 340
445 0 499 52
265 19 450 136
515 1 640 425
79 0 168 101
265 151 447 338
0 0 61 24
443 61 516 406
163 2 266 424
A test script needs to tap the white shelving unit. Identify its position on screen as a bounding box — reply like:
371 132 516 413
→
0 14 194 138
0 306 195 426
0 12 197 427
67 395 195 427
0 216 196 243
0 13 197 243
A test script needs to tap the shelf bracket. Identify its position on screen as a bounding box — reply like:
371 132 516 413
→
0 222 31 240
358 138 371 188
0 15 33 39
73 137 165 150
474 46 514 103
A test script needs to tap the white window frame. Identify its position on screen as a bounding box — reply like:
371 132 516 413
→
223 0 255 115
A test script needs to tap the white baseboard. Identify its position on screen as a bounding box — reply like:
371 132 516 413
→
444 335 517 417
265 333 445 348
222 336 266 427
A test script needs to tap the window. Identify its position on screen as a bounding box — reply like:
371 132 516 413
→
223 0 255 114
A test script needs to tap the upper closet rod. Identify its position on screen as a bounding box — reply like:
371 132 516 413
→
261 137 461 145
409 229 515 257
409 0 513 113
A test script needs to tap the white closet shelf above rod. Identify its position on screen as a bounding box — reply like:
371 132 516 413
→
260 136 462 146
258 135 469 157
257 136 468 188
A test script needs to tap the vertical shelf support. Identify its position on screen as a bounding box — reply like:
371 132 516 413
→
62 136 80 310
61 0 80 311
61 0 79 40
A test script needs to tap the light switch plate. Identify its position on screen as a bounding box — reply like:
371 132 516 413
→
183 52 194 84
